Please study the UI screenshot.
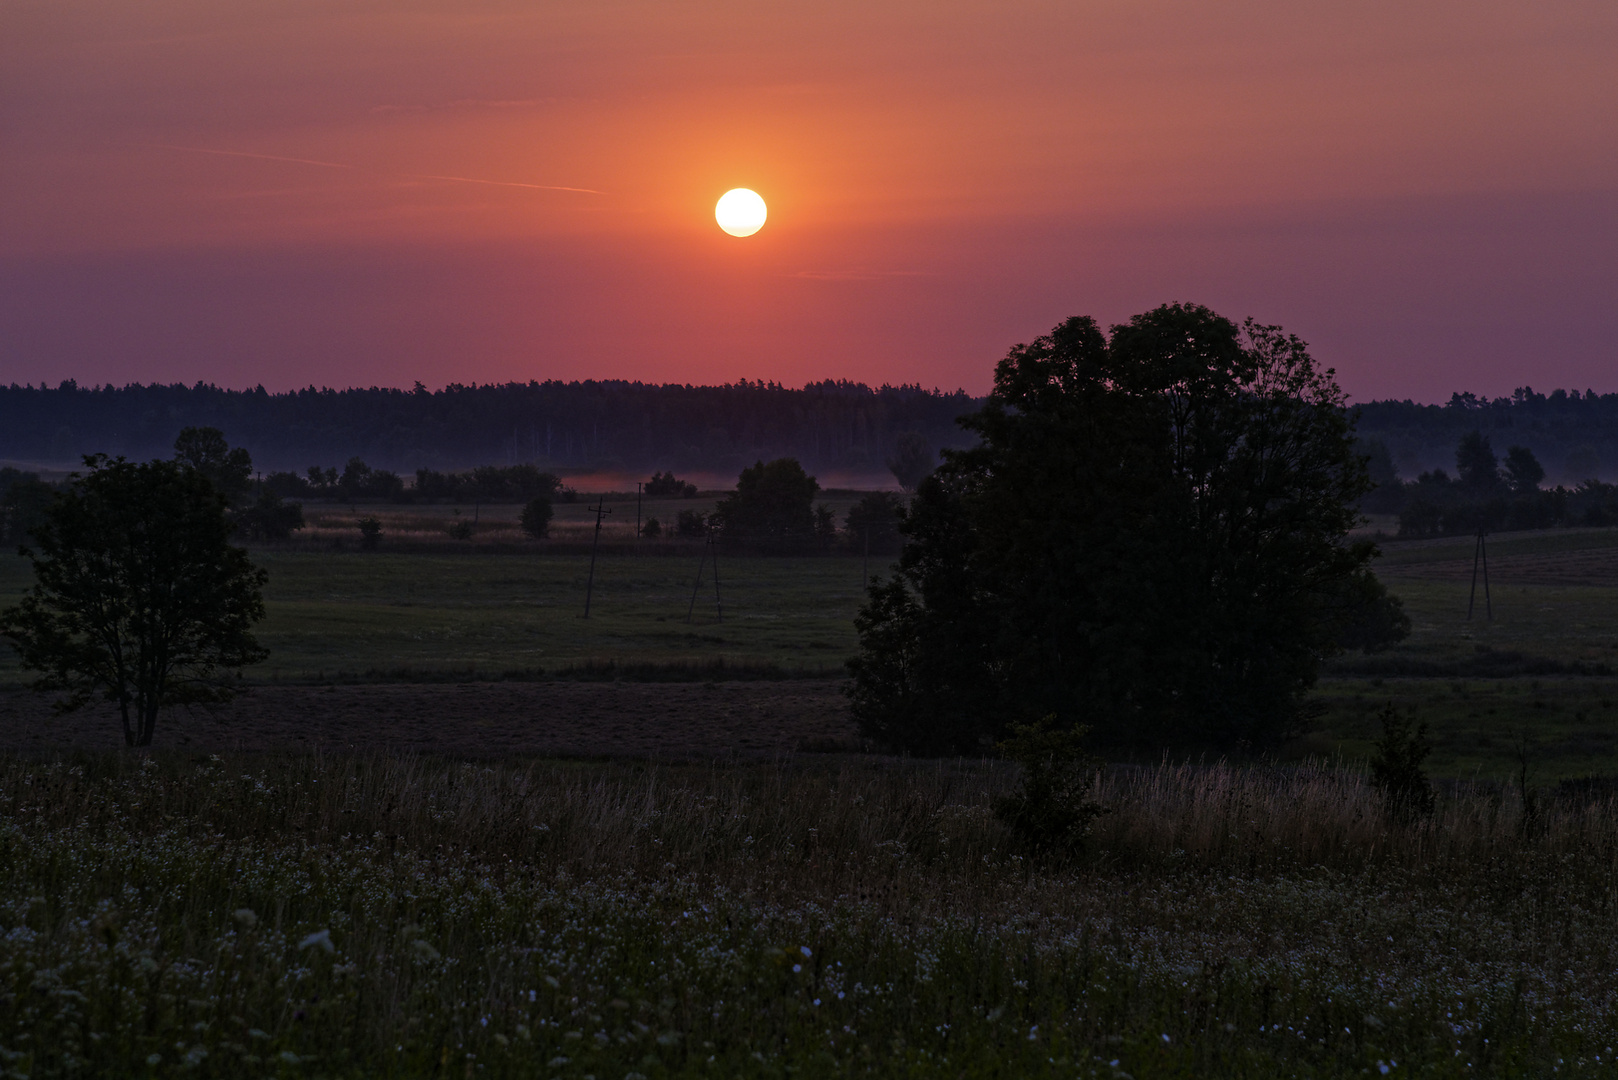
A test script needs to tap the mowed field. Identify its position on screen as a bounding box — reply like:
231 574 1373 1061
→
0 516 1616 779
1314 527 1618 781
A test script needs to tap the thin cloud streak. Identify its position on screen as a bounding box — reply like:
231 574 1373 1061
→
151 145 357 170
411 174 603 194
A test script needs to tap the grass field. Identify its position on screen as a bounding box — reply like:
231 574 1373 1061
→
1 523 1617 779
0 524 1616 1076
0 752 1613 1079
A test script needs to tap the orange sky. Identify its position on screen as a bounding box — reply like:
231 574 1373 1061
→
3 0 1615 399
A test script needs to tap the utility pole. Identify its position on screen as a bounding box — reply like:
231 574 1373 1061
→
636 481 643 539
1467 527 1492 620
583 501 612 618
686 530 723 623
711 532 722 622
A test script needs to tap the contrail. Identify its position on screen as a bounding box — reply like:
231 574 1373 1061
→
153 145 357 170
411 174 602 194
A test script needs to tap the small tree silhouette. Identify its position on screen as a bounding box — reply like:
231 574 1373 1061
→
357 516 383 550
1369 702 1435 819
993 716 1108 853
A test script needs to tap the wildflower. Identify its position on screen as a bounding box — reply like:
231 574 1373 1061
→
411 939 441 962
299 929 334 954
146 1054 162 1065
233 908 257 929
800 946 812 957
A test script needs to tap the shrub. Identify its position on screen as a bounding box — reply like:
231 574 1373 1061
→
642 516 662 538
520 496 553 539
447 519 474 541
676 509 708 537
357 516 383 550
1369 702 1435 818
992 716 1107 853
234 492 305 540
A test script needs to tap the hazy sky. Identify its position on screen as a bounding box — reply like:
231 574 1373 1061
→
3 0 1615 399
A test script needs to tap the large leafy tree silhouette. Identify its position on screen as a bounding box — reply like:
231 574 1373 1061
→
849 304 1408 755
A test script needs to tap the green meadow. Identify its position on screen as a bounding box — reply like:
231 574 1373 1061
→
4 522 1618 779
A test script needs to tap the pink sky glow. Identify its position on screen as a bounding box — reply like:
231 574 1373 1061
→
2 0 1615 401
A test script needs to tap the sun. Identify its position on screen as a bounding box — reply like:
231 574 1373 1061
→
715 188 767 237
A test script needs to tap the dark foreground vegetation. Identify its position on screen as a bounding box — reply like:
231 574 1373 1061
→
0 752 1613 1079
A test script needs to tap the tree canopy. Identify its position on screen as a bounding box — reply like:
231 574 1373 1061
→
0 455 268 747
173 425 254 505
848 304 1408 756
713 459 821 545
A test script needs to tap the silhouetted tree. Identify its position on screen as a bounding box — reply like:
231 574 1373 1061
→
520 496 554 539
263 470 313 499
174 426 253 505
849 305 1408 755
234 492 305 540
1358 438 1404 514
713 458 820 545
887 433 935 492
844 492 905 554
1455 431 1505 497
676 510 708 537
1502 445 1545 493
645 471 698 497
0 455 268 748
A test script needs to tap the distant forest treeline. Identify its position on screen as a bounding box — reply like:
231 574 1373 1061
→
2 380 1615 484
1356 388 1618 485
0 380 980 477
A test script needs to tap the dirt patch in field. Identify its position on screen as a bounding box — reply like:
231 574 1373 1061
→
0 681 859 758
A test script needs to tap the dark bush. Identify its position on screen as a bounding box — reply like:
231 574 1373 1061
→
233 492 304 540
645 471 697 498
993 717 1108 854
520 496 553 539
1369 702 1435 819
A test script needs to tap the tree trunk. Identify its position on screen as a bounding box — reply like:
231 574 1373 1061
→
137 702 158 747
119 698 135 748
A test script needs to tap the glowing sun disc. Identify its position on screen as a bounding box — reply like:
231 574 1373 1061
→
716 188 767 236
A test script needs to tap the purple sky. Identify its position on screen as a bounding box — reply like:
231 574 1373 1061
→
3 1 1615 401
